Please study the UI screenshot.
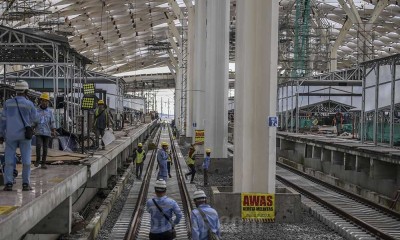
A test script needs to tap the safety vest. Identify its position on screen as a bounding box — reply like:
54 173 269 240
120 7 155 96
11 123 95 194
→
186 157 194 165
135 150 145 164
186 151 195 165
167 151 172 162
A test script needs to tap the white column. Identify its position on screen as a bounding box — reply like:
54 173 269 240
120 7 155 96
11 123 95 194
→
175 68 182 132
193 0 207 146
186 6 195 138
233 0 279 193
204 0 229 158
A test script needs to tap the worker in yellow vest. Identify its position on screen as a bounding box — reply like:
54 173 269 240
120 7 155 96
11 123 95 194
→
167 150 173 178
185 144 196 184
133 143 146 180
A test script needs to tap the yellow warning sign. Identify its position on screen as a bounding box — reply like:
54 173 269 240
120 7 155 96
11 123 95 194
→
0 206 18 215
194 130 204 144
241 193 275 221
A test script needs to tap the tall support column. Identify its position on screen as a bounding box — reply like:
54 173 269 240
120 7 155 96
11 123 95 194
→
233 0 279 193
175 68 182 132
204 0 229 158
193 0 207 146
186 5 195 138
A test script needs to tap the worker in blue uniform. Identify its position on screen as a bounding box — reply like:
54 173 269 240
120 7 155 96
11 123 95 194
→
0 80 37 191
157 142 169 181
34 92 56 169
133 142 146 180
191 190 221 240
203 149 211 186
146 179 182 240
94 99 110 150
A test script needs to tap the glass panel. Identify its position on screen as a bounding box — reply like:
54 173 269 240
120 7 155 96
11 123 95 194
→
379 65 392 84
365 87 376 112
378 83 391 109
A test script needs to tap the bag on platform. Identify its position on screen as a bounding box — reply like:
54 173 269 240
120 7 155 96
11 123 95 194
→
15 99 33 140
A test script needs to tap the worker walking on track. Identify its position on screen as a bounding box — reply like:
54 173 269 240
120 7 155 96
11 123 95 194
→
203 149 211 186
133 142 146 180
167 149 172 178
157 142 169 181
146 179 182 240
0 80 37 191
94 99 110 150
34 93 56 169
185 144 196 184
191 190 221 240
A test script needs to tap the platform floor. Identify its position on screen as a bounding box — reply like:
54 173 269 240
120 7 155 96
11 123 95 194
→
278 131 400 160
0 165 83 220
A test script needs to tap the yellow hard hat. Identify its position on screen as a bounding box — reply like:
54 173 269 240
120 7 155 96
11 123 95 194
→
40 92 50 101
98 100 104 105
138 143 143 147
206 148 211 153
161 142 168 146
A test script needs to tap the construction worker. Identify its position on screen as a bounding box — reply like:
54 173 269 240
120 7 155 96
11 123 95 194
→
191 190 221 240
203 149 211 186
335 111 343 136
133 142 146 180
167 149 173 178
94 99 110 150
0 80 37 191
34 93 56 169
157 142 169 181
185 144 196 183
146 179 182 240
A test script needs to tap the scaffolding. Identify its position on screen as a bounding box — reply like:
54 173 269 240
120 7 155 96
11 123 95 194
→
279 0 332 83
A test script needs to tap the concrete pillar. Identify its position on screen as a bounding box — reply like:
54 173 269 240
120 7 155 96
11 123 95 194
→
193 0 207 149
186 6 195 138
233 0 279 193
204 0 229 158
175 69 182 132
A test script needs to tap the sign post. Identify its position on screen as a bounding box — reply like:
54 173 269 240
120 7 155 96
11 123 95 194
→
194 130 205 144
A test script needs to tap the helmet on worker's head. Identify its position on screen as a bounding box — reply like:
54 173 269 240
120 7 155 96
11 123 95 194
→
98 100 104 105
205 148 211 153
40 92 50 101
154 179 167 192
193 190 207 200
138 143 143 147
161 142 168 147
14 80 29 92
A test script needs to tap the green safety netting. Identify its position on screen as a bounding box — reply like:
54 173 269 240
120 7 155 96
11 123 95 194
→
363 122 400 145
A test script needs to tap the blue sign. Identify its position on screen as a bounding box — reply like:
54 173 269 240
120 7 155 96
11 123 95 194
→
192 122 197 128
268 117 278 127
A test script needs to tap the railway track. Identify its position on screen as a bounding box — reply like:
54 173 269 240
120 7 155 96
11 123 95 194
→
277 160 400 240
229 145 400 239
111 125 193 240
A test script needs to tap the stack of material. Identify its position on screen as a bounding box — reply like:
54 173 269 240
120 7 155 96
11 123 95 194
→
16 147 87 164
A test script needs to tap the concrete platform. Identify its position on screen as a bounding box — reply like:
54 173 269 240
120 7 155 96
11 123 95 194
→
0 121 157 240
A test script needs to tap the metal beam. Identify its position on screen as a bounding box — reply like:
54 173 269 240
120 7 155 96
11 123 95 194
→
168 0 184 20
165 12 182 46
338 0 360 25
347 0 362 24
298 93 361 97
366 0 389 31
167 49 179 69
330 18 352 71
167 32 181 62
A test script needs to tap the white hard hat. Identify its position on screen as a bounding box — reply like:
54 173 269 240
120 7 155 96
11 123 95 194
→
193 190 207 200
154 179 167 191
14 80 29 91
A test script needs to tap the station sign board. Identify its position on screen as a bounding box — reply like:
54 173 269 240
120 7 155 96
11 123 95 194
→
241 193 275 221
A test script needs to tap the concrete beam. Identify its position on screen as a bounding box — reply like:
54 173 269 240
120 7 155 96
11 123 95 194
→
338 0 360 25
166 62 177 79
330 18 352 71
168 49 179 69
30 197 72 234
347 0 362 24
167 32 182 62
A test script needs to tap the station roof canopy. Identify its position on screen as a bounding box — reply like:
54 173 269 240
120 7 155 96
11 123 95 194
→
0 0 400 76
